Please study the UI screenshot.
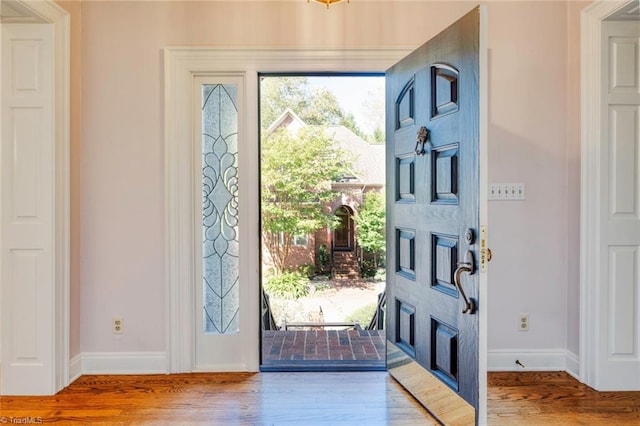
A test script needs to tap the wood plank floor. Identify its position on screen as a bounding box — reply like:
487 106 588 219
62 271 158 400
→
0 371 639 424
488 371 640 425
0 372 436 425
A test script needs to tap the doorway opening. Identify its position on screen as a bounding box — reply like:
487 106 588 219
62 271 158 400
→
333 206 354 252
259 74 386 371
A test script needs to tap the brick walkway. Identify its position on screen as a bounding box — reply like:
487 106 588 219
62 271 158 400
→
262 329 385 370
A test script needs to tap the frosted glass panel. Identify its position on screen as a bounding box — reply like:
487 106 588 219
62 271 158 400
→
202 84 239 334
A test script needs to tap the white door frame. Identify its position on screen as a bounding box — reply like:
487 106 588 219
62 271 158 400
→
0 0 70 394
580 0 637 390
164 48 413 373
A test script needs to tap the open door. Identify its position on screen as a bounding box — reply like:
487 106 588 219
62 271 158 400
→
385 7 486 424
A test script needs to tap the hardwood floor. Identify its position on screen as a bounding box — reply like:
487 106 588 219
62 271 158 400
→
0 371 639 424
488 371 640 425
0 372 437 425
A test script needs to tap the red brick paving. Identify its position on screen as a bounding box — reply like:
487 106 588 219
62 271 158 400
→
262 329 385 366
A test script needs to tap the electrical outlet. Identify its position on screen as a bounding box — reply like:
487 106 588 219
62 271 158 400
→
518 314 529 332
113 317 123 334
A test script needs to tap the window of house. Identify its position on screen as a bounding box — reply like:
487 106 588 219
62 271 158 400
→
278 232 308 247
292 235 308 246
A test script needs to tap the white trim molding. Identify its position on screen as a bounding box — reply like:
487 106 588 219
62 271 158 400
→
75 352 167 375
488 349 579 374
69 354 82 384
579 0 633 390
164 47 411 373
566 350 580 380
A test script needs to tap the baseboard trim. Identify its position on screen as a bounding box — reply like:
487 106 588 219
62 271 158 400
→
69 353 82 383
69 350 579 377
565 350 580 380
77 352 167 375
488 349 575 372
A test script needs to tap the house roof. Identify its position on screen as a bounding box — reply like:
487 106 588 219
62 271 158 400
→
324 125 385 185
266 109 385 186
266 108 307 135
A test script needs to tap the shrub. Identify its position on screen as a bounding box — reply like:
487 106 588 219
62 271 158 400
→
264 271 309 300
360 259 377 278
346 303 377 327
317 244 331 272
297 263 316 279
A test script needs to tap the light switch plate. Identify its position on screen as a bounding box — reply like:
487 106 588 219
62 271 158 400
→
489 183 525 200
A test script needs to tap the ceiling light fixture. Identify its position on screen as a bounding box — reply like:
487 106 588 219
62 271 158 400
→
308 0 350 9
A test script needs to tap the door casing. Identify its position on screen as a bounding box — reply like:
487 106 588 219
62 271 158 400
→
580 0 640 391
164 27 488 420
165 47 412 373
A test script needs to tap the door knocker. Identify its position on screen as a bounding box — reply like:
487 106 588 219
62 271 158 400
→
415 126 431 156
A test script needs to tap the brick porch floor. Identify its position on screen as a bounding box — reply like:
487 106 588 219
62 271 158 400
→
261 329 386 370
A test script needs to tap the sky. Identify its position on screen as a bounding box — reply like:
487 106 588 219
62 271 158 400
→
306 76 385 135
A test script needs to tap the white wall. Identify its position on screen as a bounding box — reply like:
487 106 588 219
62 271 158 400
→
487 1 572 358
70 0 583 365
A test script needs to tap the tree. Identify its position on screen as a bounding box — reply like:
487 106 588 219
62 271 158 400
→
261 127 352 274
354 190 386 269
260 76 363 137
371 128 385 144
361 83 385 144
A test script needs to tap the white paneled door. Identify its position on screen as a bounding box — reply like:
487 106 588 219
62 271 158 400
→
598 20 640 390
1 23 55 395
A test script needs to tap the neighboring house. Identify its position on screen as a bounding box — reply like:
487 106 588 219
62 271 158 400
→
263 109 384 277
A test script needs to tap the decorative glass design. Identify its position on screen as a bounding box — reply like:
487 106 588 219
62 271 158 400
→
202 84 239 334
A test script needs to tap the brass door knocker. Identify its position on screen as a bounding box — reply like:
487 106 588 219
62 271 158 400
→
415 126 431 156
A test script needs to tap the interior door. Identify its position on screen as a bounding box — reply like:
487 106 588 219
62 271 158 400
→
596 19 640 390
385 7 482 424
1 23 55 395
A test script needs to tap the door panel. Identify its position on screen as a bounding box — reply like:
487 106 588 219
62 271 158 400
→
1 23 55 395
386 7 481 423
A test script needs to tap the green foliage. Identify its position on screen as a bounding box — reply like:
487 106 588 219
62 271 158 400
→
261 127 352 273
264 271 310 300
346 303 377 326
260 76 362 136
297 263 316 279
360 83 385 143
355 191 386 275
360 259 378 278
374 268 386 282
370 127 385 144
355 191 386 254
317 244 331 272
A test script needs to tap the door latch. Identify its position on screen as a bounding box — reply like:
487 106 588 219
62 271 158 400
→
480 225 492 272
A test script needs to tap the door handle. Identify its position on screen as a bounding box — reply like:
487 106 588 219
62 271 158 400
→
454 250 476 314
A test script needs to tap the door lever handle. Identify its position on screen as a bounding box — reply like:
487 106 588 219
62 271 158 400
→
454 251 476 314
